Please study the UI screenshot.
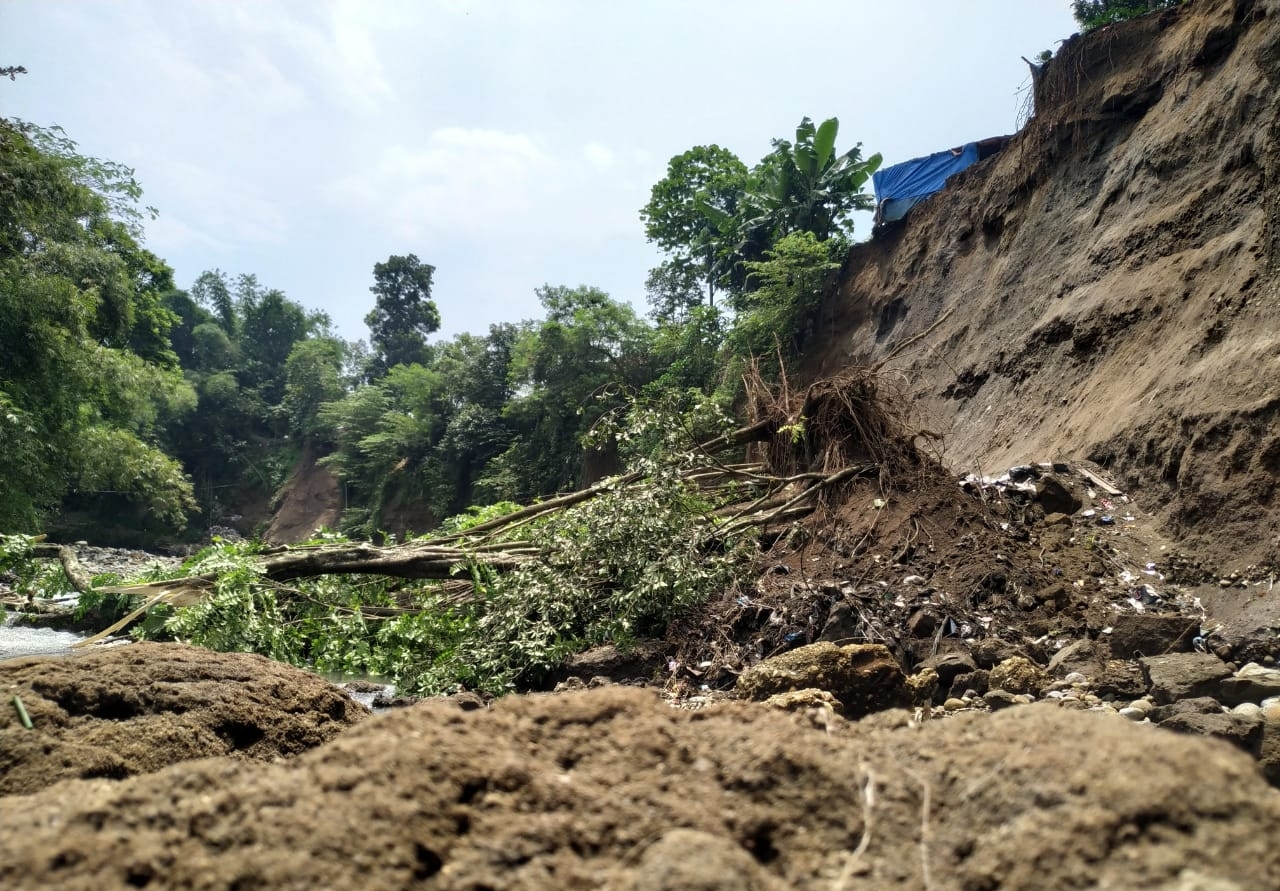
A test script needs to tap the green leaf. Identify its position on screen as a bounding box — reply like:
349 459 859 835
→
813 118 839 170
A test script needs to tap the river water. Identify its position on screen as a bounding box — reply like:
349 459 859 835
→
0 609 86 660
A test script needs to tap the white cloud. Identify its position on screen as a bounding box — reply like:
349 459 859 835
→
148 159 291 248
582 142 615 171
333 127 555 239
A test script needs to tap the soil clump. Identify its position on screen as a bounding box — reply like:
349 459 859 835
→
0 643 366 795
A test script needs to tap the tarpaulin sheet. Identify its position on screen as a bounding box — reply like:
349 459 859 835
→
872 142 980 207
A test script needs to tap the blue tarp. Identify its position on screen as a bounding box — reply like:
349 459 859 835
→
872 142 981 224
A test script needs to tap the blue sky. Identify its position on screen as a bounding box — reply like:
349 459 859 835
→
2 1 1078 343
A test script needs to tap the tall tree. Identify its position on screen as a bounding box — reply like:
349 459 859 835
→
0 118 195 530
364 253 441 376
640 145 748 313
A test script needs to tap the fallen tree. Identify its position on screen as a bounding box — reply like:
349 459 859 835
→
9 371 920 694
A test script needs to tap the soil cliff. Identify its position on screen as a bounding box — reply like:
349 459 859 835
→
811 0 1280 568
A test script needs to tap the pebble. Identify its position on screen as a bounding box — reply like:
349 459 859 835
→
1126 698 1154 715
1119 707 1149 721
943 697 967 712
1232 703 1262 719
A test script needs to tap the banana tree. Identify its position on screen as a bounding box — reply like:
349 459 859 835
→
699 116 881 302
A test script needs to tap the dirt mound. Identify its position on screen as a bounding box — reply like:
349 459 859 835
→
809 0 1280 571
0 643 366 795
1 686 1277 890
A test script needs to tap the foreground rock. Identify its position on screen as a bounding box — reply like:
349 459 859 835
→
1 687 1277 890
0 643 366 795
735 642 910 717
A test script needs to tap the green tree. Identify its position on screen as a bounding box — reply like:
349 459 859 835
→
283 337 347 438
495 286 654 500
725 231 840 380
1071 0 1181 31
640 145 748 312
731 117 881 264
364 253 440 376
0 118 195 530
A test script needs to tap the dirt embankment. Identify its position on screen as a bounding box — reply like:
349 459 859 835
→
811 0 1280 569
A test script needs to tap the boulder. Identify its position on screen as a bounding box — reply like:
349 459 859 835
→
1139 653 1233 705
1047 639 1106 679
988 656 1049 696
919 650 978 693
736 642 909 718
549 641 668 686
1218 662 1280 707
1153 698 1263 753
1108 614 1198 659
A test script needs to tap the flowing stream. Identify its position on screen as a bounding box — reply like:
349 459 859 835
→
1 607 87 660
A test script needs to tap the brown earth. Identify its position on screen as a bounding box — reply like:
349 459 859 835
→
0 643 367 795
264 444 343 544
1 686 1278 891
808 0 1280 574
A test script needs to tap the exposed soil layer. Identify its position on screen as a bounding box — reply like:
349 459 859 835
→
264 444 342 544
808 0 1280 571
1 686 1277 891
0 643 367 795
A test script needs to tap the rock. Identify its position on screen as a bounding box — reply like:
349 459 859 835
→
1127 698 1155 715
1036 474 1083 515
948 668 990 700
549 641 668 686
0 643 367 796
1093 660 1150 700
1155 698 1263 753
817 600 861 643
943 697 967 712
447 690 487 711
736 642 910 718
970 638 1026 669
1218 662 1280 707
1232 703 1262 719
1047 639 1106 679
1108 614 1199 659
919 650 978 692
1118 707 1149 721
988 656 1049 696
1139 653 1233 705
1150 697 1225 722
761 688 839 714
906 667 940 705
983 689 1020 711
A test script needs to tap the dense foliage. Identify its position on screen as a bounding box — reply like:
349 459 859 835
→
1 107 877 690
1071 0 1183 31
0 119 195 532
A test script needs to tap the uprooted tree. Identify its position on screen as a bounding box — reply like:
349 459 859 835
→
9 370 919 696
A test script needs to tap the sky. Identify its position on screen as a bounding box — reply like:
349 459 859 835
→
1 1 1079 343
